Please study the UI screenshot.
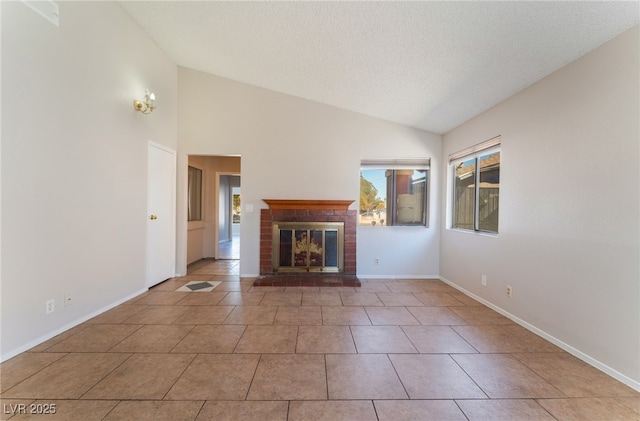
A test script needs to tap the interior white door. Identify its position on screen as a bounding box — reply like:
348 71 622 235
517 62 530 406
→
147 142 176 287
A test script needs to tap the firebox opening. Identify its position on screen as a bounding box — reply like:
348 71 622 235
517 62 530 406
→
273 222 344 273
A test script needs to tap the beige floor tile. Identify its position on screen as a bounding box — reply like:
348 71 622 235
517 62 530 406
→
296 325 356 354
223 306 278 325
191 269 235 276
339 292 383 306
151 278 196 291
83 353 195 400
169 274 214 283
375 400 467 421
407 306 468 325
452 325 561 353
7 400 119 421
456 399 556 421
365 307 420 325
384 282 426 293
413 292 467 306
321 306 371 325
350 326 417 353
174 292 228 306
45 324 142 352
247 354 326 400
8 262 637 419
452 354 566 399
375 292 424 306
318 286 356 293
165 354 259 400
234 325 298 353
248 286 285 293
617 396 640 414
123 306 189 324
289 400 378 421
260 292 302 306
285 286 320 292
537 397 640 420
25 324 90 352
0 353 67 393
216 292 265 306
195 401 288 421
390 354 486 399
104 400 204 421
2 353 130 399
355 282 391 293
133 291 190 306
301 292 342 306
514 352 639 397
214 282 251 292
172 305 234 324
108 324 194 353
449 306 514 325
449 291 484 306
171 325 246 353
418 280 460 293
274 306 322 325
326 354 407 400
85 305 145 324
401 325 478 353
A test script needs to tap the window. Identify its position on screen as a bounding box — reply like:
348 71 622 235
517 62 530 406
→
187 166 202 221
360 159 429 226
450 136 500 233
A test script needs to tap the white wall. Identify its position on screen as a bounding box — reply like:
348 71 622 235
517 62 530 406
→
440 26 640 388
177 68 441 277
1 2 178 360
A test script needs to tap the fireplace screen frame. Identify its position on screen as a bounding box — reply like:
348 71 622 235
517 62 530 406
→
272 221 344 273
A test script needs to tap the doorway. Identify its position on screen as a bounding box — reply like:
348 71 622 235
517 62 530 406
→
218 174 240 260
185 155 241 267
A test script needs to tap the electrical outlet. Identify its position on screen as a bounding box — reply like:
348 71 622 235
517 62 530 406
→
481 275 487 286
64 293 72 307
46 299 55 314
506 285 513 298
374 258 379 265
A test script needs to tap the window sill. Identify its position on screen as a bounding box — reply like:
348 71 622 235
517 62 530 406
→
358 224 429 229
447 227 499 238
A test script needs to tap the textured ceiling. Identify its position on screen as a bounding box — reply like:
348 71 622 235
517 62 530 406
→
120 1 639 134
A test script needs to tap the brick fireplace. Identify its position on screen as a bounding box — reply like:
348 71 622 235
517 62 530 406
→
260 200 357 275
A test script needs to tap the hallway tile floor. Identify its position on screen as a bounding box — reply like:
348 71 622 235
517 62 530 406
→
1 259 639 420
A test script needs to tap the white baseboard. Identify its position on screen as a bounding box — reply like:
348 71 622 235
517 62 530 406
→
438 276 640 392
0 288 148 363
357 274 440 280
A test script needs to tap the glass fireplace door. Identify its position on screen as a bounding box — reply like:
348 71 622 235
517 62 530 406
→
273 222 344 272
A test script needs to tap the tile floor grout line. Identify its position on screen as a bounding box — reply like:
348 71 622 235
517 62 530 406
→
76 352 135 401
159 352 198 401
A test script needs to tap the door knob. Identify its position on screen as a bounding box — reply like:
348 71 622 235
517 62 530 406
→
150 214 157 220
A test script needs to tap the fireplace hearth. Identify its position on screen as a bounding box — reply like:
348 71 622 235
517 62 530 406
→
260 200 357 275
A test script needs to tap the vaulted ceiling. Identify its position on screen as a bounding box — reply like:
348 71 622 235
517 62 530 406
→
120 1 639 134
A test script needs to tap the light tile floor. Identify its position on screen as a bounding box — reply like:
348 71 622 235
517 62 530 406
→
1 260 639 420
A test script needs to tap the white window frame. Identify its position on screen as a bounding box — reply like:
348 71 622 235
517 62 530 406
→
449 136 501 234
360 158 430 227
187 165 203 222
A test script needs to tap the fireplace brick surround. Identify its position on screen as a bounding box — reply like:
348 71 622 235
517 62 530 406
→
260 200 357 275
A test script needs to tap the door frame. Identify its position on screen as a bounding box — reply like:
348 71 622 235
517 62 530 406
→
214 171 240 259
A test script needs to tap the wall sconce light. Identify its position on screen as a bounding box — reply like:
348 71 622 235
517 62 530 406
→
133 90 156 114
